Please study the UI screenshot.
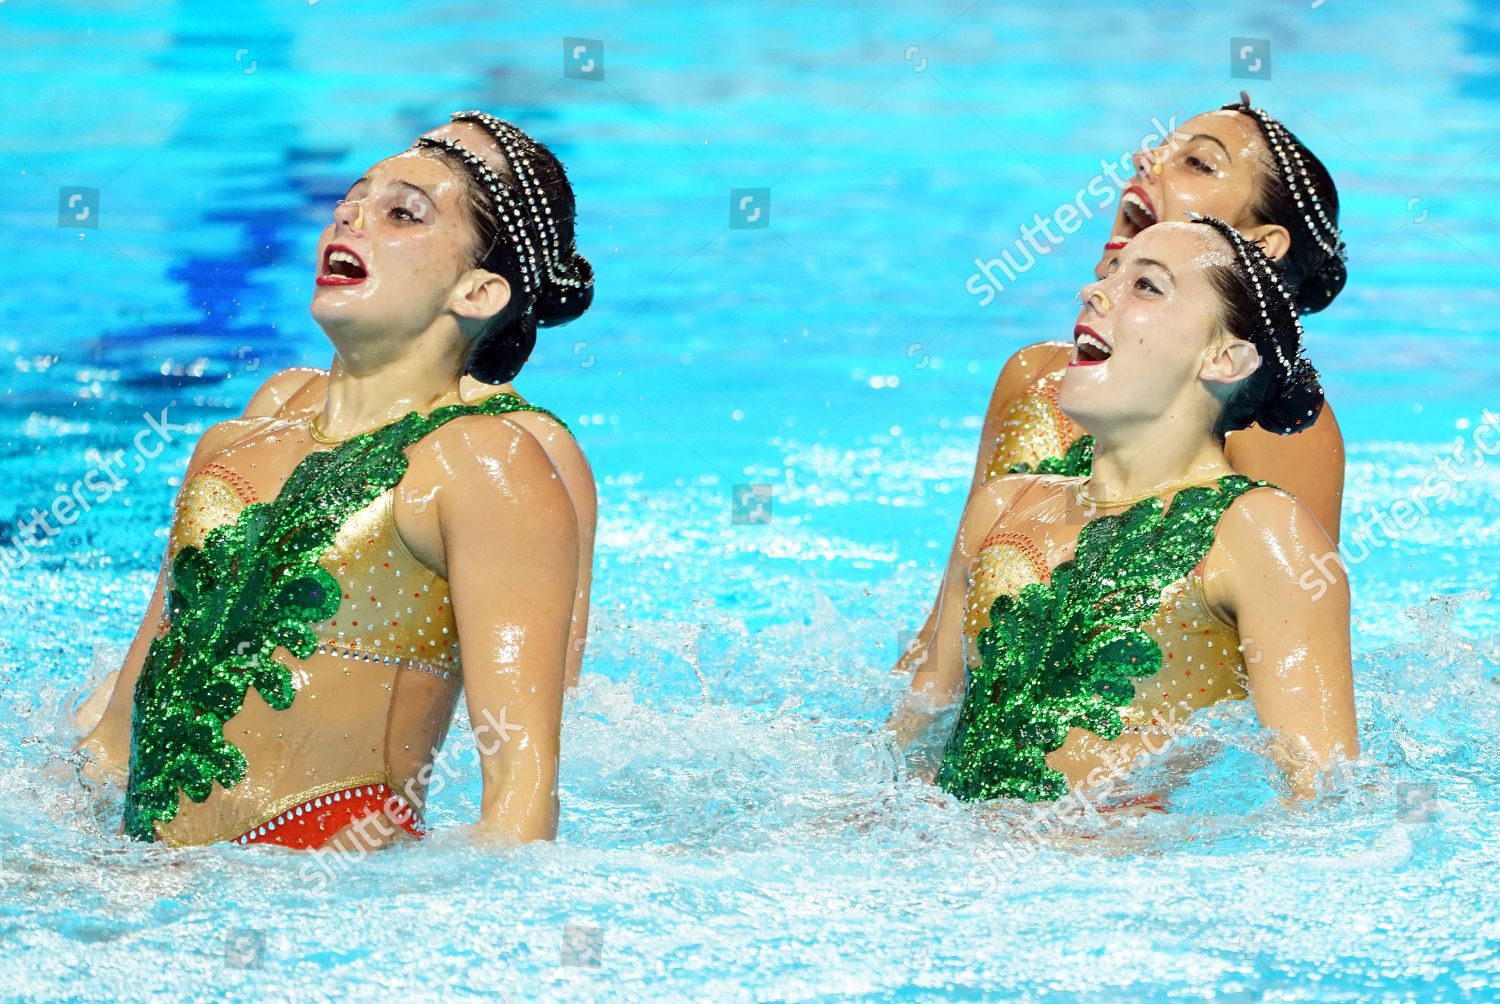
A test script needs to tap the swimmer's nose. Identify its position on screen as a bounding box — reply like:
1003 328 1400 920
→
333 198 366 231
1077 284 1110 315
1131 149 1153 179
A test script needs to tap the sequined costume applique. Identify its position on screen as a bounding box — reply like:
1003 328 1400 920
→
1008 434 1095 478
981 358 1092 480
935 475 1269 802
123 392 565 841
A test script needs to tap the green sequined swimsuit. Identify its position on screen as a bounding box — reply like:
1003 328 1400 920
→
936 474 1270 802
123 391 565 842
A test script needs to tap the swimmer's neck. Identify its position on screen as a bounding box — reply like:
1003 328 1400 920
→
316 325 470 439
1084 418 1234 502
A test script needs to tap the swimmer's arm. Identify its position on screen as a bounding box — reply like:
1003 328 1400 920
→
534 424 596 691
1225 403 1345 544
74 417 260 784
887 476 1016 750
239 365 325 418
72 553 169 784
452 396 594 690
567 473 596 690
1210 488 1358 799
892 342 1068 678
438 418 578 844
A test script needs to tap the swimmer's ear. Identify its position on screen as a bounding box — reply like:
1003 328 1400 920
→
1201 331 1262 387
1240 222 1292 264
449 269 512 323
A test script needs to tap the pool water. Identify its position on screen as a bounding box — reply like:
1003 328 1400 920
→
2 1 1498 1000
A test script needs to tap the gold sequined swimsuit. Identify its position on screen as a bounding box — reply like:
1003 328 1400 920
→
938 475 1261 801
982 350 1085 481
124 391 563 846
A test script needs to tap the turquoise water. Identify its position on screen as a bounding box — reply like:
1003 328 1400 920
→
2 1 1498 1000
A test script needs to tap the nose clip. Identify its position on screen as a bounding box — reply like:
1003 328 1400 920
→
1136 147 1164 177
1077 288 1111 312
336 198 367 230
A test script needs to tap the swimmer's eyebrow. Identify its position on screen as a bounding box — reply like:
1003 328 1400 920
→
342 176 437 203
1134 257 1175 282
1179 132 1232 162
394 179 436 203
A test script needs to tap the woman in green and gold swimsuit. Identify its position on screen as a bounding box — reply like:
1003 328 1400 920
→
75 115 594 850
896 93 1349 677
236 112 598 694
888 217 1357 803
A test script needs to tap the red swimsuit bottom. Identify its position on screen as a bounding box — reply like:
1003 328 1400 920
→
233 782 424 850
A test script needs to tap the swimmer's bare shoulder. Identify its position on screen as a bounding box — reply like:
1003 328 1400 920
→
393 408 573 577
995 340 1073 407
971 342 1075 489
1200 483 1337 626
463 383 596 689
241 366 327 419
1225 402 1345 543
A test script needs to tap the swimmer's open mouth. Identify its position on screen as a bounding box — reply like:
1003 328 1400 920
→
1071 324 1113 366
1112 185 1159 244
317 244 368 286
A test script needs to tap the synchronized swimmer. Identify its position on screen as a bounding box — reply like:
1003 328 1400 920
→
70 93 1359 850
889 217 1357 802
76 113 594 849
897 93 1350 687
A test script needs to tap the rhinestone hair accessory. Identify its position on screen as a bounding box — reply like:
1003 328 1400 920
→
412 121 593 320
1223 91 1346 271
448 110 595 301
1190 213 1322 399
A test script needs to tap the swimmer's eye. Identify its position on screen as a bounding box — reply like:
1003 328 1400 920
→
1135 275 1163 295
389 206 421 222
1186 155 1214 176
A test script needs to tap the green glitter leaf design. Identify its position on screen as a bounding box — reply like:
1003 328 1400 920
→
1007 433 1096 478
935 474 1267 803
123 392 565 840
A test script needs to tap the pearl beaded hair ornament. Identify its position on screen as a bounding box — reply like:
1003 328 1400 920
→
1222 91 1347 311
1190 213 1325 434
411 126 594 322
447 110 595 306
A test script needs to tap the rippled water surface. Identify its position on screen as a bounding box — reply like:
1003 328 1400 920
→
2 2 1498 1001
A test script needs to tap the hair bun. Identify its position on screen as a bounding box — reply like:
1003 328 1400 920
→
534 252 595 328
466 311 537 386
1294 246 1348 315
1256 374 1325 436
